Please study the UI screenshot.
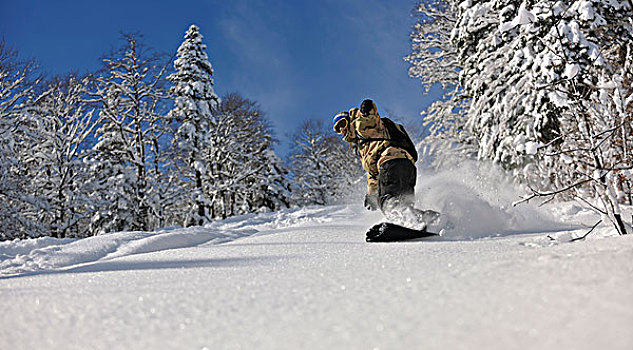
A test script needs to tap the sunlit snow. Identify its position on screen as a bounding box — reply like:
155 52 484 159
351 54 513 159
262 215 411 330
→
2 164 631 349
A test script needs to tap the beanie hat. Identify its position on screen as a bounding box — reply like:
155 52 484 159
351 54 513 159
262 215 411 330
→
332 112 349 132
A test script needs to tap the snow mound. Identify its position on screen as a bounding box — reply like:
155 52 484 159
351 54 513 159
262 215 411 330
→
0 206 352 276
208 205 353 232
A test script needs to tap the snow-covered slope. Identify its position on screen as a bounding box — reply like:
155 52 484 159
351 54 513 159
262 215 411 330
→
2 164 632 349
0 206 345 276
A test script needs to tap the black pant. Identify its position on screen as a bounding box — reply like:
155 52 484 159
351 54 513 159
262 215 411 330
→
378 158 416 212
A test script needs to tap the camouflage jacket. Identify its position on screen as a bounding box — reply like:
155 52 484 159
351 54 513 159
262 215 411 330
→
343 101 415 195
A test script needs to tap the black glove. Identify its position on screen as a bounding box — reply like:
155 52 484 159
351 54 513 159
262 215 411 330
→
360 99 374 116
364 193 379 211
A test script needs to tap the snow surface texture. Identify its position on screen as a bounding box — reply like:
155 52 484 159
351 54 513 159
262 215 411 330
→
1 165 632 349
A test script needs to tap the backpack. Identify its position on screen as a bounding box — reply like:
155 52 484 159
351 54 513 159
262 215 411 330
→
380 118 418 162
356 117 418 162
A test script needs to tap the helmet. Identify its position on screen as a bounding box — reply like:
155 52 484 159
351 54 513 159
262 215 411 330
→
332 112 349 133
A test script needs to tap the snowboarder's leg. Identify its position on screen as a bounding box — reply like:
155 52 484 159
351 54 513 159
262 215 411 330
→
377 158 439 230
377 158 416 207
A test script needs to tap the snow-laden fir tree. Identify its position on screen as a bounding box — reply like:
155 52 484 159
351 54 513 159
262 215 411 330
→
167 24 221 226
89 34 171 234
456 0 632 234
289 120 364 206
453 0 565 175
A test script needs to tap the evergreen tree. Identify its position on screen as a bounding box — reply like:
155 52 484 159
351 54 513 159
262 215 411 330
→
167 24 220 226
509 0 633 234
457 0 632 234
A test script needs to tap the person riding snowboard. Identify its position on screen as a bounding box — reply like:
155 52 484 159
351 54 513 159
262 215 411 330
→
333 99 439 230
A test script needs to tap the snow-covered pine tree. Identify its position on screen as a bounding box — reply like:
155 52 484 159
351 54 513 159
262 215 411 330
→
25 75 98 238
289 120 363 206
89 34 171 234
0 40 43 239
452 0 557 176
167 24 220 226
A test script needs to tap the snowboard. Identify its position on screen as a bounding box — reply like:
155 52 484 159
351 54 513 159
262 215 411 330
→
366 222 439 242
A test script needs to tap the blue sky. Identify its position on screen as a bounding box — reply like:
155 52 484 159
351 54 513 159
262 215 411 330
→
1 0 439 154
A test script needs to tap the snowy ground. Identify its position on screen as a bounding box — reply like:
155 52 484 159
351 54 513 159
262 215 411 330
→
2 166 633 350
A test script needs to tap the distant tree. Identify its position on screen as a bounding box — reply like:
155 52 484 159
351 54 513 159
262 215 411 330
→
252 149 293 211
167 24 221 226
289 119 363 206
0 40 42 239
405 0 460 94
212 93 292 217
326 136 365 204
89 34 171 234
25 75 98 238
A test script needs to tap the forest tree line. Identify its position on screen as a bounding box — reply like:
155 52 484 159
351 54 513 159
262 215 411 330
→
0 25 362 240
5 0 630 240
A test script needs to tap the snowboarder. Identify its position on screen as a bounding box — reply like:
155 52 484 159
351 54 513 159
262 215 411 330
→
332 99 439 231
